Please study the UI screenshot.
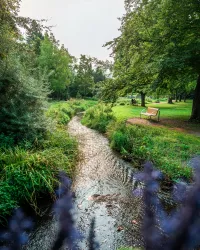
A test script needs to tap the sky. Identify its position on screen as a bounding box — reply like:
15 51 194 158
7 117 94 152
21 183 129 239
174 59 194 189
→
19 0 125 60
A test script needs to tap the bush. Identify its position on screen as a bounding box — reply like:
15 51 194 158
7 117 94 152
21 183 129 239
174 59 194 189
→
0 54 51 144
47 109 70 125
48 99 98 122
47 103 73 125
146 97 153 103
81 103 116 133
107 122 200 180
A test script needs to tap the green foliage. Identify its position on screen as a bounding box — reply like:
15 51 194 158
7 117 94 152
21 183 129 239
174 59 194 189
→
38 35 73 99
82 103 116 133
47 106 71 125
0 129 77 220
106 0 200 119
0 134 14 148
107 122 200 180
48 99 98 122
70 56 112 99
70 55 94 98
0 53 51 144
98 78 120 103
0 3 52 145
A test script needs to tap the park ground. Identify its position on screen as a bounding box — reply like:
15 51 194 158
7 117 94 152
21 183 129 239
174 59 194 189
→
112 99 200 137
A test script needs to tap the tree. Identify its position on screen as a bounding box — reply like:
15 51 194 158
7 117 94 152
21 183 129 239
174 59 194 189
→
70 55 94 98
107 0 200 119
0 0 51 143
143 0 200 120
105 4 157 107
38 34 73 99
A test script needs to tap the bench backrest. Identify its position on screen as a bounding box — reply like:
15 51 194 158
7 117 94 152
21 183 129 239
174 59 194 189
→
147 107 159 115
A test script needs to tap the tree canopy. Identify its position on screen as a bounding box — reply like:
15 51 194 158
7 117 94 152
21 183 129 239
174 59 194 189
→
106 0 200 120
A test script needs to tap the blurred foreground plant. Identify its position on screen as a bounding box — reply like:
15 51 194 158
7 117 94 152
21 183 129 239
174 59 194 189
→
0 209 33 250
134 161 200 250
52 172 80 250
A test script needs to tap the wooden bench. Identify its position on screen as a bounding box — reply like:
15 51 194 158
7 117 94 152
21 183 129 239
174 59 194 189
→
140 107 160 121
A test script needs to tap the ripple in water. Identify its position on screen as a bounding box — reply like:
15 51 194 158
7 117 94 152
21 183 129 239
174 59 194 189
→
25 116 143 250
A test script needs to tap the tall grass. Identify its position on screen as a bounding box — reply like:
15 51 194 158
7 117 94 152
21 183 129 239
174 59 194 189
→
0 130 78 221
107 122 200 180
81 103 116 133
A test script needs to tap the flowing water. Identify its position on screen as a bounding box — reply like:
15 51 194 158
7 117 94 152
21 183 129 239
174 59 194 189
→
25 116 143 250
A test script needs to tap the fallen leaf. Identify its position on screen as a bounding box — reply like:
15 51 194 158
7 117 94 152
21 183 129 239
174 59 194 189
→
131 220 138 225
117 226 124 232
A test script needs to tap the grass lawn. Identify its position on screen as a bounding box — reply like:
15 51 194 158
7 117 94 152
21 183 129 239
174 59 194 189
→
113 101 200 134
113 101 193 121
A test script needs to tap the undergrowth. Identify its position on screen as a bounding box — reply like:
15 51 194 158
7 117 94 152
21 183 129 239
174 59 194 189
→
107 122 200 181
81 103 116 133
47 99 97 125
0 129 78 222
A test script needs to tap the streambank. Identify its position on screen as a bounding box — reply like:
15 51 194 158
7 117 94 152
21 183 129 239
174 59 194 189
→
25 116 143 250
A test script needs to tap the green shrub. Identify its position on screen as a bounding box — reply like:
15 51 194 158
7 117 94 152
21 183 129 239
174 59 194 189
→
0 54 51 144
48 99 97 121
108 122 200 180
47 105 71 125
82 103 116 133
146 97 153 103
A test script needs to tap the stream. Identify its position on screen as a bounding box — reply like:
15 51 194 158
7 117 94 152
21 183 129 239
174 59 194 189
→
25 116 144 250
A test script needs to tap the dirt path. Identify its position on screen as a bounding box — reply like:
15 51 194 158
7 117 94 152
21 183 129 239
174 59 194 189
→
127 118 200 137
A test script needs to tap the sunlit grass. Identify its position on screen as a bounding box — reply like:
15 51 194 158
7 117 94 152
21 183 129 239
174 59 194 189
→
112 101 193 121
108 121 200 181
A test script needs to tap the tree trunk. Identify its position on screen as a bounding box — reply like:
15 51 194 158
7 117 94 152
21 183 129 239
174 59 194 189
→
184 94 186 102
141 92 146 107
175 91 178 102
179 94 182 102
168 96 173 104
190 75 200 121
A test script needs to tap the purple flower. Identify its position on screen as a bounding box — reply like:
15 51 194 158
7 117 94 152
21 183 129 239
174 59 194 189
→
135 160 200 250
0 209 33 250
52 172 81 250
